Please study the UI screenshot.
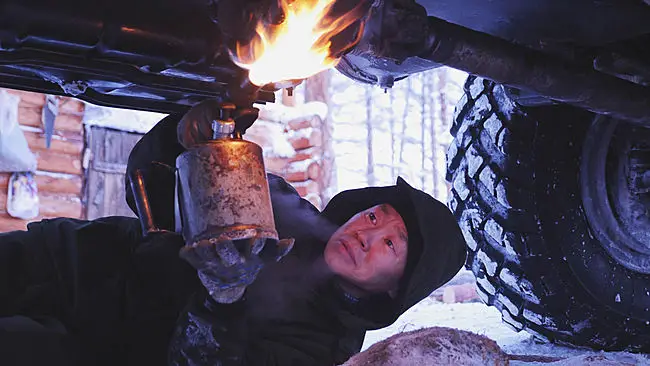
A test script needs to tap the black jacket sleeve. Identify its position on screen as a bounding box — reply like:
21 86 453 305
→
0 226 41 317
0 217 203 366
168 292 343 366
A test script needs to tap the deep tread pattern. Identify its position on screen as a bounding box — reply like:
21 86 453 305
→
446 76 650 351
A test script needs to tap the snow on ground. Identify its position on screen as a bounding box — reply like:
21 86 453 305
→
83 104 164 134
362 297 650 364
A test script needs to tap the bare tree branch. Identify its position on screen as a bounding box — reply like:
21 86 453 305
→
365 85 375 186
421 73 427 188
398 78 412 176
389 89 396 181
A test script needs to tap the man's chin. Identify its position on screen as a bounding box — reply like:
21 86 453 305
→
336 277 371 299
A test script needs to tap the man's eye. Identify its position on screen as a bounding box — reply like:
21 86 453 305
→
368 212 377 224
385 239 394 249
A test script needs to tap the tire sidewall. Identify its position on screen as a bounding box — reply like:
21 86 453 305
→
533 108 650 325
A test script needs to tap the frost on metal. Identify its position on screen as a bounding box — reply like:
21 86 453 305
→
484 218 505 244
492 85 518 119
500 268 540 304
466 145 484 178
476 274 496 296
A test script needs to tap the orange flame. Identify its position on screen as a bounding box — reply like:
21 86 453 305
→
231 0 366 86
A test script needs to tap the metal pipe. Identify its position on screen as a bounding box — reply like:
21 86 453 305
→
128 169 160 237
423 17 650 125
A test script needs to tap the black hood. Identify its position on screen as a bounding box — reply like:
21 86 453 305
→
125 113 467 327
321 178 467 323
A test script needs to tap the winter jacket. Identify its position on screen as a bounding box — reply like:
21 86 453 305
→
0 112 467 366
0 176 385 365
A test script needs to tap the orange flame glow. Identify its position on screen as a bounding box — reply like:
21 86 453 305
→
231 0 366 86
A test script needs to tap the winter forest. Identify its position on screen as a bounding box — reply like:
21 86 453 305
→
291 67 468 204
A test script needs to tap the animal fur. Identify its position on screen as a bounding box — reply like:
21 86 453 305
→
342 326 642 365
342 327 509 366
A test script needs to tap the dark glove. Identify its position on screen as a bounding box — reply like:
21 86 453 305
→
179 237 294 303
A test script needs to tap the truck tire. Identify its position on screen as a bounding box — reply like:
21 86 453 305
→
446 76 650 351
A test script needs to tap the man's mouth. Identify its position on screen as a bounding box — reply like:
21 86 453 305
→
340 239 357 266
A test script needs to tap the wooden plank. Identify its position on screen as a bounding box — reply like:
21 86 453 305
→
95 128 141 164
90 127 107 164
0 173 82 195
18 106 84 133
6 89 45 107
85 167 104 220
39 194 83 218
0 192 82 219
85 170 134 219
6 90 84 114
24 130 84 155
104 173 134 218
85 127 142 220
0 174 9 191
34 150 83 175
0 213 31 232
35 174 83 195
58 98 84 114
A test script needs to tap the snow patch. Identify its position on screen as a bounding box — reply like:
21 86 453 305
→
494 85 518 119
478 249 498 277
499 268 519 289
485 218 504 243
476 275 496 296
83 104 165 134
497 293 520 317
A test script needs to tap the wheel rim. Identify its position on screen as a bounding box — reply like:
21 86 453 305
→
581 117 650 274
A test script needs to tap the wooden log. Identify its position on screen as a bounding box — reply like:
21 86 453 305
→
34 150 83 175
6 89 45 107
0 173 82 195
35 174 83 195
18 106 84 133
288 129 322 151
291 180 319 198
0 212 32 232
284 160 321 183
23 130 84 155
7 90 84 114
288 148 318 163
284 170 309 183
0 174 8 191
264 157 289 175
0 192 82 219
307 161 320 181
286 115 321 131
58 98 85 114
39 194 83 218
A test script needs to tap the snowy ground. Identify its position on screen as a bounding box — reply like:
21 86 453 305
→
362 297 650 365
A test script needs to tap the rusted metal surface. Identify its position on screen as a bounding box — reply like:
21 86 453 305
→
129 168 163 237
176 138 278 248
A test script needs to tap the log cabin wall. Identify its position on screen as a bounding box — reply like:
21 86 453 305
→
0 87 330 234
0 89 85 232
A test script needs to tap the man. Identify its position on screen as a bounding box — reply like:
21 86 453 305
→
0 108 466 366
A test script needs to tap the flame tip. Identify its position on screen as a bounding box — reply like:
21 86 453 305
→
230 0 364 86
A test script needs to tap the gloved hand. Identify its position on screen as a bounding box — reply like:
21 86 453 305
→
179 237 294 303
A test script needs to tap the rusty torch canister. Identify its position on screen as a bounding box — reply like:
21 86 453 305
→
175 104 278 252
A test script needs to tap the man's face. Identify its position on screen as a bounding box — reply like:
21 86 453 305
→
324 204 408 295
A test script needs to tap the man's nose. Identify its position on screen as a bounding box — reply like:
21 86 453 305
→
356 231 376 252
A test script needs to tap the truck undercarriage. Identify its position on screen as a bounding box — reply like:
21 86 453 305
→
2 0 650 352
